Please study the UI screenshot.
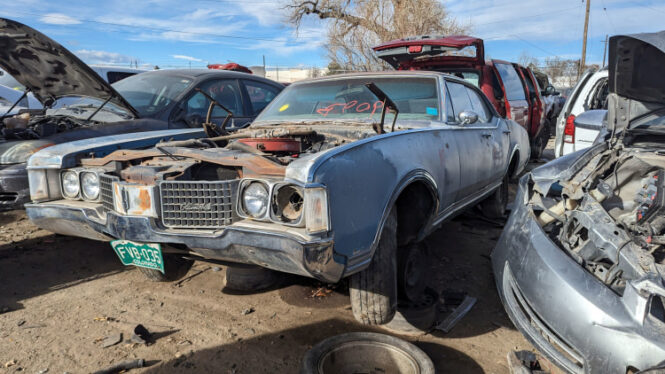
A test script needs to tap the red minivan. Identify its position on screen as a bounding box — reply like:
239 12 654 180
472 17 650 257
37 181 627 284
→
373 35 547 158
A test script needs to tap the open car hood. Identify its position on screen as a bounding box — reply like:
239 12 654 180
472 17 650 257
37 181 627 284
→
0 18 138 117
373 35 484 69
607 30 665 131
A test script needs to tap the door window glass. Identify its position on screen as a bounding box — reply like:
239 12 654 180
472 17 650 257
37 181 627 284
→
244 81 280 116
465 87 491 123
495 63 526 101
446 81 473 121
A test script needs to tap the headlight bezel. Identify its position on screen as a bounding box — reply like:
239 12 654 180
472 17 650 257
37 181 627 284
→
270 183 305 225
238 179 270 219
60 170 81 199
236 179 327 232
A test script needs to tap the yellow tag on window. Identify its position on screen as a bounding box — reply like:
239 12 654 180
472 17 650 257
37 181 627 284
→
279 104 289 112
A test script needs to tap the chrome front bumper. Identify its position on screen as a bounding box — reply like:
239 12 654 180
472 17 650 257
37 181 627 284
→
26 202 344 283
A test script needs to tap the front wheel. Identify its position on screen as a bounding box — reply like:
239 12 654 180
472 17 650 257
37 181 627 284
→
349 208 398 325
137 254 194 282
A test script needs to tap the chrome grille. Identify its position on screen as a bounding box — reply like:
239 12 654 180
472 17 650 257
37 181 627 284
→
159 180 239 229
99 174 118 213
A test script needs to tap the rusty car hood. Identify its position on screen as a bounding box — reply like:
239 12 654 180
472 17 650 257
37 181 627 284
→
0 18 138 116
373 35 484 69
607 30 665 132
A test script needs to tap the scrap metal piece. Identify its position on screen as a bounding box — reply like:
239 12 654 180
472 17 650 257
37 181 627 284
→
101 333 123 348
434 295 477 333
92 359 145 374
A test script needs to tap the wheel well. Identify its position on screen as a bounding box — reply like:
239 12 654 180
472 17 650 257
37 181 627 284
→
508 152 519 179
395 181 435 246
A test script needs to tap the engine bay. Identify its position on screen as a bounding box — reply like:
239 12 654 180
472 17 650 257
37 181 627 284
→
1 111 96 140
531 145 665 296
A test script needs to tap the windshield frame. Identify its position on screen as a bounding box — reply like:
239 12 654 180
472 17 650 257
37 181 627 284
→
251 74 443 127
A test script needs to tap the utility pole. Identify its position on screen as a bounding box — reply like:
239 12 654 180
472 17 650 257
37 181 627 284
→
601 34 609 67
262 55 266 77
579 0 591 78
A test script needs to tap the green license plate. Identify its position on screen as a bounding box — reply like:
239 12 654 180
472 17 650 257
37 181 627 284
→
110 240 164 273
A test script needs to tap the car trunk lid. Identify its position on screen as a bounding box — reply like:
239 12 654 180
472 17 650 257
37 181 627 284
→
373 35 484 69
0 18 139 117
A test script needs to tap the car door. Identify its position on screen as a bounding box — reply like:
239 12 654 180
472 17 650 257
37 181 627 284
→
465 85 507 182
493 61 529 130
180 79 252 130
445 79 495 199
241 80 283 120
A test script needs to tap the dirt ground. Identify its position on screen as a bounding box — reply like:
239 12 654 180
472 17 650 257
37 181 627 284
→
0 142 557 374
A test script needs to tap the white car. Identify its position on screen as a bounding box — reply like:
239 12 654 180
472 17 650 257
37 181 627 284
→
554 67 608 157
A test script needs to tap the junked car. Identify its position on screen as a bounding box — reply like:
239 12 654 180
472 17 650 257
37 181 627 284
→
26 71 529 325
373 35 548 158
554 67 609 158
492 31 665 373
0 18 283 210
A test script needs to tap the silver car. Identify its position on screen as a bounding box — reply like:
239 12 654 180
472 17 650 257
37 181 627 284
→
493 31 665 373
26 71 529 325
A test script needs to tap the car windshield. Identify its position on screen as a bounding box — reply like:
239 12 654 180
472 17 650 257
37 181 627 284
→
112 73 193 116
49 96 133 121
254 76 440 124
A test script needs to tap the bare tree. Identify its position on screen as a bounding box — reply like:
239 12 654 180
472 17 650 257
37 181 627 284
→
543 57 582 88
518 51 539 70
287 0 468 71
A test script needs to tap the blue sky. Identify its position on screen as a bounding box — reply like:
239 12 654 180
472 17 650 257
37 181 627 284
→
0 0 663 70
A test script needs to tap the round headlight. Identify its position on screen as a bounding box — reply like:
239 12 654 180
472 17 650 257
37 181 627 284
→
242 182 268 218
61 171 80 198
81 172 100 200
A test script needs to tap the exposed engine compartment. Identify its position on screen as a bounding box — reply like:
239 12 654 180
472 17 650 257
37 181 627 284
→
1 111 95 140
82 125 377 184
530 144 665 297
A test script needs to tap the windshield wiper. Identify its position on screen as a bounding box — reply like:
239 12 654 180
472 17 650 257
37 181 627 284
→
194 88 234 137
1 88 30 118
364 82 400 134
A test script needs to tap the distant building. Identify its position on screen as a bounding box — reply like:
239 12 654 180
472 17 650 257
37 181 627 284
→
249 66 327 83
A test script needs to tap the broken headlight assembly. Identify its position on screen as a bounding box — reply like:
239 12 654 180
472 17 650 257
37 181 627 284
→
237 179 329 233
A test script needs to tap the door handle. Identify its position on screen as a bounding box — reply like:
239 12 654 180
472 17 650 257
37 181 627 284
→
481 132 492 138
503 130 511 134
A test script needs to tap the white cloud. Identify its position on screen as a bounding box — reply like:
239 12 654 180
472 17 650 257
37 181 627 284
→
39 13 81 25
75 49 135 64
172 54 202 62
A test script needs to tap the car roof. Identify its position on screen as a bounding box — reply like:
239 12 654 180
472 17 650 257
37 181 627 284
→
292 70 448 84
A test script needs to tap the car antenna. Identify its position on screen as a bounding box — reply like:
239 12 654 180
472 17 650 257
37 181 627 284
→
364 82 399 134
1 88 31 119
194 88 234 138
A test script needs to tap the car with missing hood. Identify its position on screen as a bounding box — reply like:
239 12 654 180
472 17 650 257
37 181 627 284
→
0 18 283 210
25 71 529 325
492 31 665 373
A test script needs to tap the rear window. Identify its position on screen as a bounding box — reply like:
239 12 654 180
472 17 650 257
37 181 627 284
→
495 63 526 101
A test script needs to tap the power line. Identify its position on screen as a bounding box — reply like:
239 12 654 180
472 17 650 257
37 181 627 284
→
11 10 322 42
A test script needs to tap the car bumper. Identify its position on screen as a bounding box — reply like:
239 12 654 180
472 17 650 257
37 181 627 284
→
492 177 665 374
0 163 29 210
25 202 344 283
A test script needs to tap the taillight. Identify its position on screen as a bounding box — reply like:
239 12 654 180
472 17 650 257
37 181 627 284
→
564 115 575 143
408 45 422 53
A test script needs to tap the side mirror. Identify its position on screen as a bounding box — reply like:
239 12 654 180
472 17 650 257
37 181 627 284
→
458 111 478 125
545 85 556 96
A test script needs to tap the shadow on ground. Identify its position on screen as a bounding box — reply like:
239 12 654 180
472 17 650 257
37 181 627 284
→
141 318 484 373
0 233 125 312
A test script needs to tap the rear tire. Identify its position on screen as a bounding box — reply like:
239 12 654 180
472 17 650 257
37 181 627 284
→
224 264 279 292
350 208 398 325
481 174 509 219
137 254 194 282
